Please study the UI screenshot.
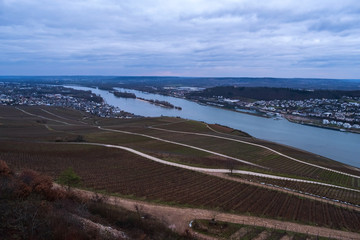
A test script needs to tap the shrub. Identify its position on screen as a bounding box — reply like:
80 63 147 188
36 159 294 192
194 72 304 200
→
58 167 81 191
16 169 59 200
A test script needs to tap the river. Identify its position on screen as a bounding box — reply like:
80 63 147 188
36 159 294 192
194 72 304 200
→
66 86 360 168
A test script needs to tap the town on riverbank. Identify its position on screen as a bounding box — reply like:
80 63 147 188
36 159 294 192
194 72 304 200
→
161 86 360 134
195 95 360 133
0 82 141 119
2 80 360 134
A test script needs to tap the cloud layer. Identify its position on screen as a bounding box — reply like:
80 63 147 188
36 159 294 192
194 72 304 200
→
0 0 359 78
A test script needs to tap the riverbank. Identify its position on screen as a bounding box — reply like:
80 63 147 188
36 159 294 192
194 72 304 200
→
118 86 270 119
284 114 360 134
188 98 360 134
63 85 360 168
189 99 271 119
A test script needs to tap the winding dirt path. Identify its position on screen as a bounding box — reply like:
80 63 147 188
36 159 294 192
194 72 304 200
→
16 107 360 207
24 106 360 180
16 107 73 125
149 124 360 179
14 106 360 238
98 125 360 192
61 185 360 240
98 126 263 168
19 106 360 180
40 108 88 125
62 141 360 193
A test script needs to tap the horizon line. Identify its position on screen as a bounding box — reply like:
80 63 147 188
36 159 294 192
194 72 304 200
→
0 75 359 81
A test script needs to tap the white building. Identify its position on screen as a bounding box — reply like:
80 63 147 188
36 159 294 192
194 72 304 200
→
323 112 332 117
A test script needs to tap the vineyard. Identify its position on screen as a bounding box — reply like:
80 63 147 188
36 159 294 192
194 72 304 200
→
84 130 247 170
254 139 360 176
149 119 360 175
233 174 360 206
1 141 360 233
1 105 360 236
11 105 358 190
117 126 360 189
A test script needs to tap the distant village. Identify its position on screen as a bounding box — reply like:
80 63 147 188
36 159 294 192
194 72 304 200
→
251 98 360 129
193 94 360 131
0 82 139 119
103 84 360 132
2 82 360 132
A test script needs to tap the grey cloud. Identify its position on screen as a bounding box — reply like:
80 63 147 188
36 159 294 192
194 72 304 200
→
308 17 360 33
296 54 360 68
0 0 359 78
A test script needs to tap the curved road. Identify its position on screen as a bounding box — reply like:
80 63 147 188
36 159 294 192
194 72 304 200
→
18 106 360 179
149 124 360 179
63 185 360 240
17 107 360 193
98 126 264 168
64 141 360 193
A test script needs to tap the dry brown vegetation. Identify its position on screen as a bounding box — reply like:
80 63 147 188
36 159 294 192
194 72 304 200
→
0 160 194 240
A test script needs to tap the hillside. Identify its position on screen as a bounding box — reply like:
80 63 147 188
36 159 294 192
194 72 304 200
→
0 105 359 239
2 76 360 90
0 160 193 240
187 86 360 101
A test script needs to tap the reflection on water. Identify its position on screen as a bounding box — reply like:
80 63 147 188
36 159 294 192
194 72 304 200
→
65 85 360 168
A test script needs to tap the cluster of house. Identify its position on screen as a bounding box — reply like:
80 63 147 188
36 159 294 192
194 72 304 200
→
199 94 360 129
322 119 360 129
183 94 360 129
162 86 206 98
0 84 138 119
251 98 360 129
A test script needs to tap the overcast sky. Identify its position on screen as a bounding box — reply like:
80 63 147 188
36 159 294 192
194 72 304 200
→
0 0 359 78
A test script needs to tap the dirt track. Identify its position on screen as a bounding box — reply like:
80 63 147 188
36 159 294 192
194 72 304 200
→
64 185 360 240
18 107 360 193
151 124 360 179
17 107 360 239
65 141 360 194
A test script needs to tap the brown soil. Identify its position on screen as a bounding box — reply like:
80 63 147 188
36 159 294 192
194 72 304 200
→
60 185 360 240
4 142 360 232
206 172 360 211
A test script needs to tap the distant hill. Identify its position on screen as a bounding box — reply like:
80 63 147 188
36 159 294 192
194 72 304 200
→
187 86 360 101
115 77 360 90
1 76 360 90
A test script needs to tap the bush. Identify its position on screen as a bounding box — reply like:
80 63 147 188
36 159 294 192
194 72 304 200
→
58 167 81 190
0 163 194 240
16 169 54 198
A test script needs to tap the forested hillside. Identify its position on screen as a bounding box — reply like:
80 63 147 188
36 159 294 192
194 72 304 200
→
187 86 360 101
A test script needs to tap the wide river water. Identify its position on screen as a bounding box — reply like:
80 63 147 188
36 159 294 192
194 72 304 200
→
66 86 360 168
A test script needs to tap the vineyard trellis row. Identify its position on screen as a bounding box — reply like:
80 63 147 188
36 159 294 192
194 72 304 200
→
2 143 360 233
